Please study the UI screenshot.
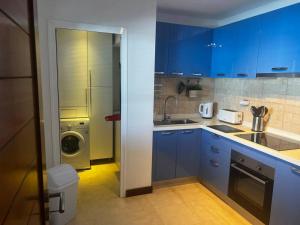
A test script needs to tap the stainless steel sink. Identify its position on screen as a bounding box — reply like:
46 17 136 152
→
154 119 197 126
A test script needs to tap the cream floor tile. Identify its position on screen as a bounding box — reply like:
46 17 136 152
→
68 164 251 225
154 203 200 225
146 187 184 209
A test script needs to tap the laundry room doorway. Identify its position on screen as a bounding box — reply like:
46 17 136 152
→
48 22 127 198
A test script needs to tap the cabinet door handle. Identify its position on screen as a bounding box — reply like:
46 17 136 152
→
161 132 175 135
272 67 288 71
210 146 219 153
180 130 194 134
217 73 225 77
231 163 267 184
85 88 88 106
89 70 92 114
209 159 219 167
237 73 248 77
291 167 300 176
155 72 165 75
213 133 220 139
192 73 203 76
172 72 183 76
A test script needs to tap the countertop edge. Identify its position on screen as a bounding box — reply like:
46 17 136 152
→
153 123 300 167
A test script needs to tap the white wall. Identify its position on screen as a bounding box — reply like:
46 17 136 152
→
37 0 156 190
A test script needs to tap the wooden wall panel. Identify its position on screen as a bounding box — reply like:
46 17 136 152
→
0 0 29 32
0 11 32 78
0 0 44 224
27 203 41 225
0 78 34 149
4 165 39 225
0 120 37 224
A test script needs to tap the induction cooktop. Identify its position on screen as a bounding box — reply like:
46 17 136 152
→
207 125 244 133
236 132 300 151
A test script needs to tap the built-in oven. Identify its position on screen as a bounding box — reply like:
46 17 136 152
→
228 150 275 225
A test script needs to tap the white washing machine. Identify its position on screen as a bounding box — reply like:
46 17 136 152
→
60 118 90 170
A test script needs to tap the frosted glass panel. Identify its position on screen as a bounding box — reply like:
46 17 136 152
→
89 87 113 159
88 32 113 87
56 29 88 116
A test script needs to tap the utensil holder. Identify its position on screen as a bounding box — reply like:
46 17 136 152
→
252 116 264 132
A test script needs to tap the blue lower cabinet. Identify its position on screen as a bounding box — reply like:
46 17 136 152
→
200 130 231 194
201 129 225 149
153 131 178 181
269 162 300 225
153 129 202 181
229 140 277 168
176 129 201 178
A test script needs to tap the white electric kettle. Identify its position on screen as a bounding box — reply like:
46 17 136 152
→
199 102 214 118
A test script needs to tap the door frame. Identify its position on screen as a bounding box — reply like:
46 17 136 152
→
48 20 128 197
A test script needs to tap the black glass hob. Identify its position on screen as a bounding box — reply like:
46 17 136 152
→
208 125 244 133
236 133 300 151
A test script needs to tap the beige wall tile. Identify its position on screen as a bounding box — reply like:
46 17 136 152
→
154 76 300 134
154 77 214 115
213 78 300 133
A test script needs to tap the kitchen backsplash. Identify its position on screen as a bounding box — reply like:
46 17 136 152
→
214 78 300 133
154 77 214 117
154 77 300 134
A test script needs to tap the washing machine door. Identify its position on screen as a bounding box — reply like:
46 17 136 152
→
61 131 85 156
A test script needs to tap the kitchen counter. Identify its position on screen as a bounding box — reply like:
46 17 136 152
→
153 115 300 167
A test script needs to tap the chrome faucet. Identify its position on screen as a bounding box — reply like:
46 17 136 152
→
163 95 178 121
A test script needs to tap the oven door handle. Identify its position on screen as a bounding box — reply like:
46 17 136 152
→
231 163 267 185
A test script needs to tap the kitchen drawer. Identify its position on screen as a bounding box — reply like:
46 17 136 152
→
202 129 225 149
228 140 277 168
200 129 231 194
200 154 230 194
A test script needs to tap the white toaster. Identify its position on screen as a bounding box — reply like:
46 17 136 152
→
217 109 243 124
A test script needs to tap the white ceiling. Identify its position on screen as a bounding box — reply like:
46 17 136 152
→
157 0 300 27
158 0 284 19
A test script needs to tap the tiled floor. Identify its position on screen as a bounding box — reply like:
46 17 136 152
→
68 163 251 225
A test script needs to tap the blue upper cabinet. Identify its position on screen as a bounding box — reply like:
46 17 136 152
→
211 24 236 78
190 27 212 77
168 24 212 77
257 3 300 74
155 22 212 77
231 17 261 78
167 23 185 76
211 16 260 78
156 4 300 78
155 22 171 75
